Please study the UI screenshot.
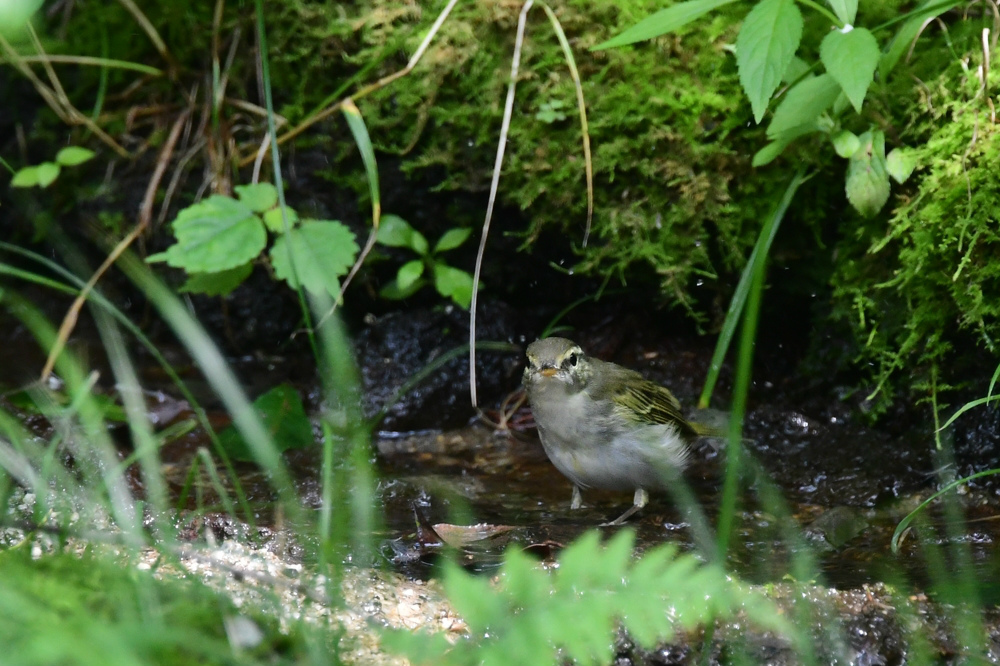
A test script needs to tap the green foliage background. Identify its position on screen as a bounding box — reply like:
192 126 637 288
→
15 0 1000 408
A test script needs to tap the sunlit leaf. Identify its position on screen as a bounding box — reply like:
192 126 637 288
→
886 147 916 183
262 206 300 233
156 195 265 272
736 0 803 123
35 162 60 188
432 263 474 308
832 130 861 158
820 27 879 113
433 227 472 253
234 182 278 213
270 220 359 299
396 259 425 290
766 73 840 139
54 146 95 167
592 0 737 49
377 214 429 254
11 166 39 188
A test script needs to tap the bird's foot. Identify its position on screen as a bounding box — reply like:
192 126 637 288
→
599 489 648 526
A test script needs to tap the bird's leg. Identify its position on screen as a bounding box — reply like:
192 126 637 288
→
571 485 583 509
601 488 649 526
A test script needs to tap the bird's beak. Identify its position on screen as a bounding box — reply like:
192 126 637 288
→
539 367 558 377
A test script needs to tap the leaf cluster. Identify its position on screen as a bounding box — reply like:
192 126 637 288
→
382 529 793 666
148 183 359 300
11 147 95 189
376 214 474 308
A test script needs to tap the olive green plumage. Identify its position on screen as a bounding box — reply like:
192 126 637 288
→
523 337 710 524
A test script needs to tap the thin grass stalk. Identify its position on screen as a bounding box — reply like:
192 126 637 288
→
2 291 144 546
539 2 594 246
699 168 807 408
253 0 320 365
115 250 303 523
0 54 162 76
469 0 534 408
0 243 256 522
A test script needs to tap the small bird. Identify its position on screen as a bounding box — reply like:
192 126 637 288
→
523 336 714 525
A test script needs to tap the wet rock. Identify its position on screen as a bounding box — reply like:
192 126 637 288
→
355 303 526 431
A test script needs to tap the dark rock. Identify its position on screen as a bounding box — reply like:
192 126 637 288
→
355 302 527 431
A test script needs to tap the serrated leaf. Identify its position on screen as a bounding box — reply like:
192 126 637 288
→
163 196 265 272
234 182 278 212
262 206 300 233
433 227 472 253
217 384 313 462
432 263 474 308
270 220 359 299
832 130 861 158
35 162 60 188
178 263 253 296
820 27 879 113
845 130 890 217
11 166 39 188
827 0 857 24
592 0 737 49
396 259 425 290
767 73 840 139
886 147 916 183
736 0 803 123
55 146 95 167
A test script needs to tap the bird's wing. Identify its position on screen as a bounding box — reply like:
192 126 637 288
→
612 376 697 436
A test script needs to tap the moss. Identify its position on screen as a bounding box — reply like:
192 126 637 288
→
831 55 1000 411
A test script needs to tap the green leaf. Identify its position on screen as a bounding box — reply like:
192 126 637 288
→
376 214 429 254
217 384 313 462
751 139 790 167
11 166 39 188
270 220 359 299
342 100 381 219
592 0 737 49
820 27 879 113
234 182 278 212
827 0 857 24
159 196 266 272
736 0 803 123
379 277 425 300
845 130 890 217
781 55 810 84
262 206 300 234
35 162 60 188
396 259 425 290
832 130 861 158
54 146 95 167
432 263 474 308
885 147 916 183
433 227 472 253
766 73 840 139
178 263 253 296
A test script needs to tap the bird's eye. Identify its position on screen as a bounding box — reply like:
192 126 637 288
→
568 353 578 367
